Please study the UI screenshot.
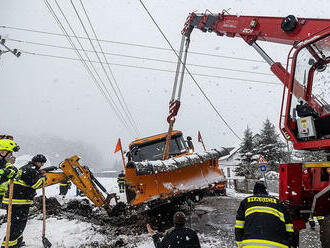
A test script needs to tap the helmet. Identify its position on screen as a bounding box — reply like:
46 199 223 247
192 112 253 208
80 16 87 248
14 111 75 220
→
32 154 47 163
253 181 268 195
0 139 20 152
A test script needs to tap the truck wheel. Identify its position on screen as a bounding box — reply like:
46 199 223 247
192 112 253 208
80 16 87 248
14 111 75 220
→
320 215 330 248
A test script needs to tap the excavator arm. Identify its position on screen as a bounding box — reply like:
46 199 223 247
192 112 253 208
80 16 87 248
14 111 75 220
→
44 155 118 215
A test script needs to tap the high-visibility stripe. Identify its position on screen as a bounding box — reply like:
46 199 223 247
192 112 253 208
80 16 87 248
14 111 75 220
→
2 197 33 205
1 234 22 246
5 163 12 169
317 216 324 220
285 224 294 232
241 239 288 248
31 177 45 189
236 241 242 247
245 206 285 222
235 220 245 229
14 180 29 187
60 183 68 186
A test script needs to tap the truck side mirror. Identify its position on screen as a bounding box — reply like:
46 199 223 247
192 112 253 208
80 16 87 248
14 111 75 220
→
186 136 194 152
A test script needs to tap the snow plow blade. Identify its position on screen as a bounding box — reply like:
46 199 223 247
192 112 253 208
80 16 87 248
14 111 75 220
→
125 148 230 206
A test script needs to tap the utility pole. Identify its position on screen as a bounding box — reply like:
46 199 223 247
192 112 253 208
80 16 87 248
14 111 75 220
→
0 35 21 58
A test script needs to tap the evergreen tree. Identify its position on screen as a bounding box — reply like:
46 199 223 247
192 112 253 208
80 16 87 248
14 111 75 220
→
256 118 288 172
293 150 327 162
235 127 259 179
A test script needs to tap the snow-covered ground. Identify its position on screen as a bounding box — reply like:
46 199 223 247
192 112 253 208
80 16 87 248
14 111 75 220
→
1 157 240 247
0 176 240 247
0 177 133 248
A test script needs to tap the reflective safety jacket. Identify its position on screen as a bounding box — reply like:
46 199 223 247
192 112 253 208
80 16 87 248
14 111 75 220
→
235 194 293 248
117 173 125 183
60 180 71 187
2 162 45 205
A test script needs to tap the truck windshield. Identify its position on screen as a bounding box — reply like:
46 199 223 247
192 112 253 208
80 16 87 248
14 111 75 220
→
292 35 330 115
130 135 187 162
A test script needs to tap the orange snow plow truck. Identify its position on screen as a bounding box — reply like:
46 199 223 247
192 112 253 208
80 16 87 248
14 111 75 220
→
124 130 230 208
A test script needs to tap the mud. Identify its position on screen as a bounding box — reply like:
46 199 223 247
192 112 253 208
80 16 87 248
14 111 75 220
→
1 195 323 247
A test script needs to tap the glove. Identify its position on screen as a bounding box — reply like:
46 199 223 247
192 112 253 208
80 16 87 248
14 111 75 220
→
15 169 22 179
4 167 18 179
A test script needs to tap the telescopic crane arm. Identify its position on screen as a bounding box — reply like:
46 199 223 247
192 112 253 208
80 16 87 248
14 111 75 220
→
181 12 330 122
182 13 330 45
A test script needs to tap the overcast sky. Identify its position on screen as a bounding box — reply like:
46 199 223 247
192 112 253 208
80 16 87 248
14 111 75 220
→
1 0 329 167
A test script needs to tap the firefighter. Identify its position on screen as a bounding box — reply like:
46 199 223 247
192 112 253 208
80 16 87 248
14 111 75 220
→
308 216 325 230
302 168 313 190
117 170 125 193
59 179 71 199
147 211 201 248
0 139 20 209
235 181 294 248
1 154 47 248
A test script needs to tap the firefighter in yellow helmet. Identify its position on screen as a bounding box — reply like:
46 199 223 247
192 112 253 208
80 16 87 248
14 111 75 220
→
0 139 20 208
1 154 47 248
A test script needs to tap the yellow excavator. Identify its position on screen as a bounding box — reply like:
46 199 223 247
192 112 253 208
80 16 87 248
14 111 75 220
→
43 155 118 215
1 135 118 215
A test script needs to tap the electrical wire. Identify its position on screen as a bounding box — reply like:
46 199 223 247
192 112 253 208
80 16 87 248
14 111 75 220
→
21 50 281 86
54 0 138 137
44 0 135 137
6 37 273 77
78 0 141 136
68 0 139 136
139 0 242 141
0 25 267 63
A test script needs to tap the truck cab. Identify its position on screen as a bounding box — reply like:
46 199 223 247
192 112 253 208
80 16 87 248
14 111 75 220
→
127 130 191 162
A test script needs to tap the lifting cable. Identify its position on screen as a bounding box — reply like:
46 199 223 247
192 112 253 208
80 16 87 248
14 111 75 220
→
139 0 242 142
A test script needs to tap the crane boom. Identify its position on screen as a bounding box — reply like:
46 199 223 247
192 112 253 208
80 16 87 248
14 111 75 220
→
180 11 330 244
182 13 330 45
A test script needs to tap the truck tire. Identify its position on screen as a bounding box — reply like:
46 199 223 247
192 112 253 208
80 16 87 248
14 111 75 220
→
320 215 330 248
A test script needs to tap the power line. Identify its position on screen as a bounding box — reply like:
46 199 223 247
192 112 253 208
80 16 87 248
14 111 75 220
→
53 0 139 137
68 0 139 136
6 37 273 77
0 25 267 63
77 0 140 136
139 0 242 141
44 0 136 137
21 49 281 86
